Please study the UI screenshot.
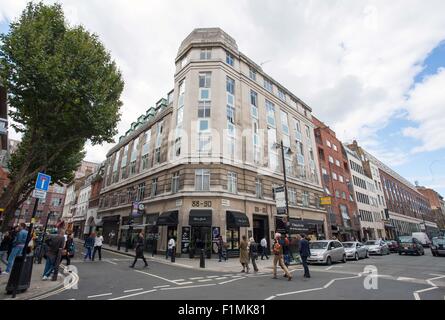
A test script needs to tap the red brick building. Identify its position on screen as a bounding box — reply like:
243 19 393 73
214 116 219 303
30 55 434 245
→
313 116 360 241
415 186 445 232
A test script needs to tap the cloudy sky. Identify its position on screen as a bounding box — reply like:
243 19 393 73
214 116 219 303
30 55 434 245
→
1 0 445 196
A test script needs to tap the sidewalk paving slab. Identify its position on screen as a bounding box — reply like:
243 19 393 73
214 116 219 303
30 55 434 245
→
0 261 64 300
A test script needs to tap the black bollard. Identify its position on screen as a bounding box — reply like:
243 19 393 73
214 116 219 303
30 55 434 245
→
171 247 175 263
200 248 205 268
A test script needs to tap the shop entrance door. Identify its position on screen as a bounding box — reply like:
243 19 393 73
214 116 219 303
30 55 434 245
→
225 228 240 257
253 215 269 244
191 226 211 257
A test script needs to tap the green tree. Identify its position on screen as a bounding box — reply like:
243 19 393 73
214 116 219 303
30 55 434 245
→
0 2 124 231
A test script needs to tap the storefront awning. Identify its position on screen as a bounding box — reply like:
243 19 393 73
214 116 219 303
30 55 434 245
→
189 210 212 226
156 210 178 226
288 218 324 235
226 211 250 228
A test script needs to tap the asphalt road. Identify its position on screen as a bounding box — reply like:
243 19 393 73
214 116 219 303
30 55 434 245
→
35 248 445 300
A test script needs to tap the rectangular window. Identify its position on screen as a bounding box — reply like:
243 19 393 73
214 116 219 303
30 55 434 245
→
142 154 149 170
200 48 212 60
280 110 289 135
268 127 278 170
227 172 237 193
329 156 334 164
264 78 273 93
302 191 309 207
151 178 157 197
249 68 256 81
226 106 235 124
171 172 180 193
332 172 338 180
198 101 211 118
155 147 161 164
266 100 276 127
199 72 211 100
294 118 302 142
335 159 340 167
178 80 185 107
198 119 210 132
278 88 286 102
198 134 212 153
137 182 145 201
326 140 332 148
255 178 262 199
296 141 305 165
305 125 311 139
226 76 235 95
226 52 234 66
333 144 338 151
195 169 210 191
253 120 261 164
250 90 258 107
288 188 296 205
339 175 344 183
130 160 137 175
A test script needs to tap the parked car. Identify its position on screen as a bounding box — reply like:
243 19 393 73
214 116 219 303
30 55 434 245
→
398 236 425 256
385 240 399 253
411 232 431 247
364 240 390 255
342 242 369 260
431 237 445 257
308 240 346 265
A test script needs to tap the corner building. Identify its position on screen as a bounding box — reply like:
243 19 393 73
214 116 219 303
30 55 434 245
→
98 28 326 257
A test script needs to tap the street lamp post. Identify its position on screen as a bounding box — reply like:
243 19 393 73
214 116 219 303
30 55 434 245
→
278 140 291 223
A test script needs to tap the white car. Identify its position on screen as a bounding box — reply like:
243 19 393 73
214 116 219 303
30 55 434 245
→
307 240 346 265
412 232 431 248
364 240 390 255
342 242 369 260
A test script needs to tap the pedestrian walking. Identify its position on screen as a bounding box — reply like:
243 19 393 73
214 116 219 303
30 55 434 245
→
249 237 259 272
83 233 95 261
283 234 291 267
272 233 292 281
0 231 12 268
297 234 311 278
92 232 104 261
217 235 227 262
61 234 74 268
129 232 148 268
239 235 250 273
260 237 269 260
4 223 28 274
168 236 176 259
42 229 66 280
7 226 19 259
108 231 116 246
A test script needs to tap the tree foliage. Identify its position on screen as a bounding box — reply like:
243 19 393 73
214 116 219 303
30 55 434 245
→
0 2 124 230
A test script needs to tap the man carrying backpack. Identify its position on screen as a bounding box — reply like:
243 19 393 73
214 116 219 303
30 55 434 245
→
272 233 292 281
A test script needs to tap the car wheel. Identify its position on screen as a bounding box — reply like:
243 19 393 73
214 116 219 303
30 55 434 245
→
342 254 347 263
355 253 359 261
326 256 332 266
398 252 402 255
416 250 420 256
421 250 425 256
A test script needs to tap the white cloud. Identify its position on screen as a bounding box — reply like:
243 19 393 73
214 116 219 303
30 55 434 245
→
402 67 445 153
1 0 445 163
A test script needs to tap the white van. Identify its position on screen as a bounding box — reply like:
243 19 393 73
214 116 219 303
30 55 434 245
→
411 232 431 247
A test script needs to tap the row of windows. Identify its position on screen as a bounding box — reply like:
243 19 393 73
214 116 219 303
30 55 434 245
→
356 191 370 205
390 219 421 236
359 209 374 222
325 140 338 152
349 160 365 175
353 175 367 190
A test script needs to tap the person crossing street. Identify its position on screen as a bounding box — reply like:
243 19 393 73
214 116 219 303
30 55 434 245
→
92 232 104 261
297 234 311 278
272 233 292 281
130 232 148 268
260 237 269 260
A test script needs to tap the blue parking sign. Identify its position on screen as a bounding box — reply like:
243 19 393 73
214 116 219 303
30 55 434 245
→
35 173 51 191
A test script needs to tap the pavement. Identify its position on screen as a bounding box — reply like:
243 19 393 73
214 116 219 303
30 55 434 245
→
39 242 445 300
0 258 64 300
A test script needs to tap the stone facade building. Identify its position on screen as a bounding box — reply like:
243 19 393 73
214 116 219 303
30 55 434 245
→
98 28 327 257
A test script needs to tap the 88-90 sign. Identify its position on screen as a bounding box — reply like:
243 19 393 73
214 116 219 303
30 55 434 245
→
192 201 212 207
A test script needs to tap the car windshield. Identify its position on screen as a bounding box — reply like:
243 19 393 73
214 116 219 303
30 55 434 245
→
398 236 413 243
342 243 355 248
432 238 445 245
309 242 328 249
365 241 376 245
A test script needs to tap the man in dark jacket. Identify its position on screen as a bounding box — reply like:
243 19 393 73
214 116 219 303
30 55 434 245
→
130 232 148 268
298 234 311 278
42 229 65 280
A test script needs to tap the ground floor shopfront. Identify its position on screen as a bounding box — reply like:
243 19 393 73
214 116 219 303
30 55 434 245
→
388 211 438 238
97 195 328 257
358 221 386 241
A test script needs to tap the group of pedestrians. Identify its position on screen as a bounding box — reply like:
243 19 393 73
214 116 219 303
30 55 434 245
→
234 232 311 281
83 232 104 261
0 223 29 275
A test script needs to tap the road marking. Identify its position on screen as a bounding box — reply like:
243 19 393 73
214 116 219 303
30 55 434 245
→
198 279 213 282
67 298 76 300
87 293 113 299
123 288 144 293
325 265 343 270
215 277 228 280
219 277 246 285
109 289 157 300
30 265 80 300
133 270 178 285
189 277 204 280
172 279 185 282
412 274 445 300
276 287 324 297
161 284 216 290
265 295 276 300
103 259 118 265
177 282 194 285
397 277 418 282
153 285 170 289
206 276 219 278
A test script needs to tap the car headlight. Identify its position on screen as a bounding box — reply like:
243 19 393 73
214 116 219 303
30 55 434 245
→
431 246 437 250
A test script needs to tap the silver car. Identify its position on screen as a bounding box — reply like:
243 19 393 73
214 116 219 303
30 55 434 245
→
342 242 369 260
307 240 346 265
364 240 390 255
